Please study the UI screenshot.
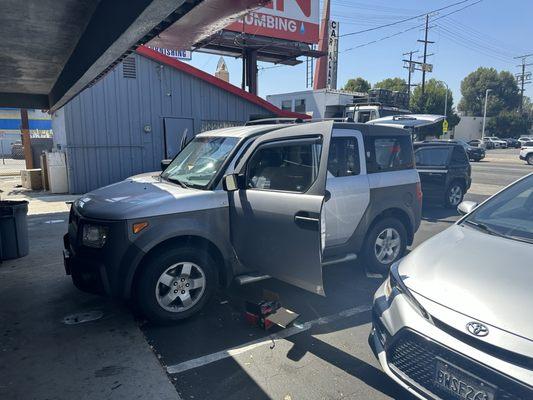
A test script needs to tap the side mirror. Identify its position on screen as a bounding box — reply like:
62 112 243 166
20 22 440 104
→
222 174 240 192
457 201 478 215
161 159 171 171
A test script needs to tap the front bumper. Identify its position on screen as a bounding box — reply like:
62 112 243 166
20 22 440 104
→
63 207 145 298
370 282 533 400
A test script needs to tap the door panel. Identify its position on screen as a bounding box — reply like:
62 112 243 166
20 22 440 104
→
229 121 333 295
163 118 194 158
231 190 325 294
324 130 370 247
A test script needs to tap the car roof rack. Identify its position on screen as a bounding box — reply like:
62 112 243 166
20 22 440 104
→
245 117 304 126
245 117 354 126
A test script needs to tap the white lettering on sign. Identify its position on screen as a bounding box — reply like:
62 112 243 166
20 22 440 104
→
244 13 298 32
327 21 339 90
225 0 319 44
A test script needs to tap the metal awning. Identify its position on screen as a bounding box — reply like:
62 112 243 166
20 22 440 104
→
0 0 265 111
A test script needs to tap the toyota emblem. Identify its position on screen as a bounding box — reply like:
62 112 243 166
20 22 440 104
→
466 322 489 337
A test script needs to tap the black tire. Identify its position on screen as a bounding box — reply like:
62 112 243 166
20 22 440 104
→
527 154 533 166
444 181 464 208
135 245 217 324
362 217 407 274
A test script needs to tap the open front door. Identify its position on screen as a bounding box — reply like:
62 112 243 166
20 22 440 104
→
228 121 333 295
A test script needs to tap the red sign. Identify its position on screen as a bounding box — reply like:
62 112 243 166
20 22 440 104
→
225 0 320 44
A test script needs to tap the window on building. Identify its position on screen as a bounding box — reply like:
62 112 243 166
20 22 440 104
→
247 139 322 193
281 100 292 111
364 135 414 173
327 137 360 177
294 99 306 113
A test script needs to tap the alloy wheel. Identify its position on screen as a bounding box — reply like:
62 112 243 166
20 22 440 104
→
155 262 206 312
374 228 401 264
448 185 463 206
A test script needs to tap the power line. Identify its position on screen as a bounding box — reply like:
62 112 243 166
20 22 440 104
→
340 0 483 53
340 0 477 38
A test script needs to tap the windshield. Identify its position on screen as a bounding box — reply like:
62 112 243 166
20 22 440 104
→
161 136 239 189
464 174 533 243
415 147 451 167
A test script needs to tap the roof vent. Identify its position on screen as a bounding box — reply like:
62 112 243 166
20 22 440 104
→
123 57 136 79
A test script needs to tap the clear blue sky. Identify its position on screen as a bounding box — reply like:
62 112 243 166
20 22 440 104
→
186 0 532 109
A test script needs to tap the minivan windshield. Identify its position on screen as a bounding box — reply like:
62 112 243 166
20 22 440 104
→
161 136 239 189
464 174 533 244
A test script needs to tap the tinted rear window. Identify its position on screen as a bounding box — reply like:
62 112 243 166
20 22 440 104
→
415 147 451 167
364 135 414 173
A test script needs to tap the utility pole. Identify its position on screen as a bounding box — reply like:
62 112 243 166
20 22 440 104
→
514 53 532 113
402 50 418 105
482 89 492 139
20 109 33 170
417 14 434 95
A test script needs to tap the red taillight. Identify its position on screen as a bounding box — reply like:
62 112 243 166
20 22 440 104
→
416 182 423 203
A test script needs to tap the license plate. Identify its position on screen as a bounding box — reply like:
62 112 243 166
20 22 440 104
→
435 358 496 400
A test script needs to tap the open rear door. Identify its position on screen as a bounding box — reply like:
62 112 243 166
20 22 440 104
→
228 121 333 295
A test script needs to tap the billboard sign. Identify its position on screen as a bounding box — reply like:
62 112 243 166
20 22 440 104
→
326 20 339 89
225 0 320 44
147 46 192 60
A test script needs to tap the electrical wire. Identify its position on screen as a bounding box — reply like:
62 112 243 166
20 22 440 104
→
340 0 477 37
340 0 484 53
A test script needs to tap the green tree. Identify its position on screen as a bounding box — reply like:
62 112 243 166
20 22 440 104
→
458 67 521 116
374 77 407 92
344 77 371 93
410 79 460 129
486 111 530 138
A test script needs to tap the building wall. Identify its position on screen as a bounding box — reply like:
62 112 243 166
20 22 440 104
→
447 116 490 141
58 53 275 194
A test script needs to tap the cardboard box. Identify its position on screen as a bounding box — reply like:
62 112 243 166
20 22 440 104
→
20 169 43 190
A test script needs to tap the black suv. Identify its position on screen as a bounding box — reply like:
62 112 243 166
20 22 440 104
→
414 142 472 208
422 139 485 162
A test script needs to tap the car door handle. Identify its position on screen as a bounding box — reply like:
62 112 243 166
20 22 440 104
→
294 211 319 229
295 215 319 223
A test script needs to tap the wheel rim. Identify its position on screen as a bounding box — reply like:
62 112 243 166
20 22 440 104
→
155 262 206 312
374 228 401 264
449 185 463 206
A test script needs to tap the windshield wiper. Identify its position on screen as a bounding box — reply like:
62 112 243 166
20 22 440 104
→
166 177 189 189
463 220 504 237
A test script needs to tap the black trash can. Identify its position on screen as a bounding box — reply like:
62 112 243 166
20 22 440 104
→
0 200 29 261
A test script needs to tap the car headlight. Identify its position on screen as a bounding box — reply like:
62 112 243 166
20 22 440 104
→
384 262 432 322
82 224 108 248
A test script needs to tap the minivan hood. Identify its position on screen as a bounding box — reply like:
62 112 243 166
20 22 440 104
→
74 172 226 220
399 224 533 340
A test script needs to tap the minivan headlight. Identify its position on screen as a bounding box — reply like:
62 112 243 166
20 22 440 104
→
385 262 432 322
82 224 108 248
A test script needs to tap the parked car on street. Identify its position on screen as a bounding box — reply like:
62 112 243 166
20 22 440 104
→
518 136 533 146
370 172 533 400
63 120 422 323
485 136 507 148
519 141 533 165
504 137 521 148
467 139 486 149
413 142 472 208
422 139 485 162
482 137 495 149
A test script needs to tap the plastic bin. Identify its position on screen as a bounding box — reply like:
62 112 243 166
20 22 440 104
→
0 200 29 261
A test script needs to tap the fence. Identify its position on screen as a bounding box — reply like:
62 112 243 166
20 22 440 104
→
0 131 53 178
